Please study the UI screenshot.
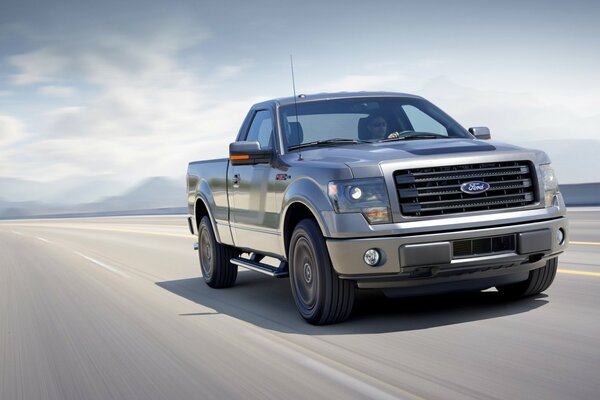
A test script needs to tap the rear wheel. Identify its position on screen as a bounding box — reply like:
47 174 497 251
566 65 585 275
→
198 216 238 288
289 219 355 325
496 257 558 297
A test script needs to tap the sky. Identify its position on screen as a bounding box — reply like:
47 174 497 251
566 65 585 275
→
1 0 599 186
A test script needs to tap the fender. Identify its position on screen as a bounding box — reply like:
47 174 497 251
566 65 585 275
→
194 179 222 243
279 177 334 254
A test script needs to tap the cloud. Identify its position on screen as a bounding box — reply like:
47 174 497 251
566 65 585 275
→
38 85 77 97
215 64 247 80
0 115 27 144
0 115 28 176
419 76 600 142
1 30 260 181
8 48 68 85
305 73 405 93
3 19 598 186
3 25 217 180
7 27 208 85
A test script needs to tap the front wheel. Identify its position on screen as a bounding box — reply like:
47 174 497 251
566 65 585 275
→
496 257 558 297
289 219 355 325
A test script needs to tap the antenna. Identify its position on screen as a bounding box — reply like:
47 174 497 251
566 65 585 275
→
290 54 302 160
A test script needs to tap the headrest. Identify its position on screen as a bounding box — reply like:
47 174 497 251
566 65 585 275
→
288 121 304 147
357 117 371 140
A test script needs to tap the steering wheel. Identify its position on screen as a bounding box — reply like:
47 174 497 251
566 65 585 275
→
387 130 414 139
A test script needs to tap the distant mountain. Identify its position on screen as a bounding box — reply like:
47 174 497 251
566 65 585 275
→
49 178 132 205
0 176 185 219
0 176 130 204
0 200 41 218
81 176 185 211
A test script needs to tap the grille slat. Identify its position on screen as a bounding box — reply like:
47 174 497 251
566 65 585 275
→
417 192 533 207
409 165 528 178
414 180 532 197
395 161 536 217
406 196 531 213
412 169 528 182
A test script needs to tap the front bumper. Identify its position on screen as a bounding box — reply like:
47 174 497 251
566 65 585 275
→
326 217 568 289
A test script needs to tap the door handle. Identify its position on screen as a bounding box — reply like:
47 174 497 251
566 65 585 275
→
232 174 241 185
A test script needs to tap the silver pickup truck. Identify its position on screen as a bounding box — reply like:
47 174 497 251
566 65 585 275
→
186 92 568 325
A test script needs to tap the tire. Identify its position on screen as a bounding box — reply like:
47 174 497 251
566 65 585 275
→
198 216 238 288
289 219 355 325
496 257 558 297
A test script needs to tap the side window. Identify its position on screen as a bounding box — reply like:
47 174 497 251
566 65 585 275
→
402 105 448 136
245 110 274 150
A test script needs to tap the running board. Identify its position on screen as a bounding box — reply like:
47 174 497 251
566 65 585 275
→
230 257 289 278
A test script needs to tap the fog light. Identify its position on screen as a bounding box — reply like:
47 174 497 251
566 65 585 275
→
364 249 380 266
557 228 565 245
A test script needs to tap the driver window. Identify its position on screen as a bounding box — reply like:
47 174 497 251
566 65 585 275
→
246 110 274 150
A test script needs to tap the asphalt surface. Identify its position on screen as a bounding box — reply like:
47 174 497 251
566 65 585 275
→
1 210 599 400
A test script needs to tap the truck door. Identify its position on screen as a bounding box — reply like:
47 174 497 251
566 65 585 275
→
228 109 281 254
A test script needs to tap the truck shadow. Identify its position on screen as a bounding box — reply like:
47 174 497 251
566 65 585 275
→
155 270 548 335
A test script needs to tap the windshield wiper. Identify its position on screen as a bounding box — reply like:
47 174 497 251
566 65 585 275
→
378 132 450 142
288 138 370 151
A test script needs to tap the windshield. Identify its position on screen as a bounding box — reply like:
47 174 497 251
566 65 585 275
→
279 97 471 150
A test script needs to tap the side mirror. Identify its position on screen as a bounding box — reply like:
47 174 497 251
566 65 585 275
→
229 141 272 165
468 127 491 140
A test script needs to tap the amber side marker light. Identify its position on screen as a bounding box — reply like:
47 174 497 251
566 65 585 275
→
230 155 250 160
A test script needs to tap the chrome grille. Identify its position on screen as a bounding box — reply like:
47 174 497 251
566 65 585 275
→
394 161 536 217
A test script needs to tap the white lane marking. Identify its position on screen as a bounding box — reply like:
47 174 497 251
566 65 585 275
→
74 251 130 278
246 331 406 400
11 231 24 236
35 236 53 243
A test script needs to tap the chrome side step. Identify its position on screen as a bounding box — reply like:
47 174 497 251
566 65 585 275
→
230 257 289 278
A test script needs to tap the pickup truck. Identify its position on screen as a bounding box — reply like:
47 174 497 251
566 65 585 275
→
186 92 568 325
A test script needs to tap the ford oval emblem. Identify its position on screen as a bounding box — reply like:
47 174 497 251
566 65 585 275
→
460 181 490 194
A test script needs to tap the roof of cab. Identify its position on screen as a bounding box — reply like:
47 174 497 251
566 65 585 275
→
251 91 424 109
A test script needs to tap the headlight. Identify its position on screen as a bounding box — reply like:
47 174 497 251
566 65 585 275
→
540 163 559 207
328 178 391 224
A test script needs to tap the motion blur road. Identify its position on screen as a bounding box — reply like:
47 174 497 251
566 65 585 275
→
1 210 599 400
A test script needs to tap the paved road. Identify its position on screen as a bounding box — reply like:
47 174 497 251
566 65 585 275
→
1 210 599 400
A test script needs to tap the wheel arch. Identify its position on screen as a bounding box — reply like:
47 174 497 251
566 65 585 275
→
282 201 327 260
279 177 334 259
194 195 221 243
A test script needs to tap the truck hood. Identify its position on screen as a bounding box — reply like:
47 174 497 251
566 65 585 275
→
290 139 548 178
